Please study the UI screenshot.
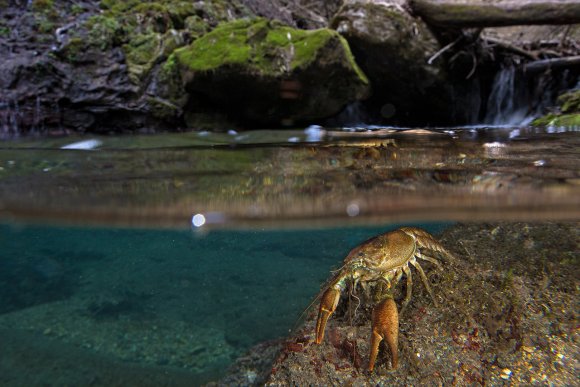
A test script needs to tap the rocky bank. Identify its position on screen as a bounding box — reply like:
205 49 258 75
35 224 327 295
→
218 222 579 386
1 0 579 134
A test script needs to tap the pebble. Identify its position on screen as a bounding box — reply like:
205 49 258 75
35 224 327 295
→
500 368 512 380
522 345 534 353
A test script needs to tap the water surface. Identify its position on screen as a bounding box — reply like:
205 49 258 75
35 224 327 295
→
1 126 578 228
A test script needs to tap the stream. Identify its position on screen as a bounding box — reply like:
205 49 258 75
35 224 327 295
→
0 124 578 385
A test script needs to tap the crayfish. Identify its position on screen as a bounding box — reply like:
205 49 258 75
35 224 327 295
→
314 227 456 371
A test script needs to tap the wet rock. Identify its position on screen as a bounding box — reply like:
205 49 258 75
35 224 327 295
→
168 18 369 127
532 88 580 127
330 0 471 125
239 0 343 30
0 0 251 134
265 222 580 386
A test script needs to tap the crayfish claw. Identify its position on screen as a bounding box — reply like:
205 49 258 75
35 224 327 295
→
315 287 340 344
369 297 399 371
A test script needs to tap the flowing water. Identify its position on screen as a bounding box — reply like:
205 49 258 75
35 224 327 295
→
0 125 579 385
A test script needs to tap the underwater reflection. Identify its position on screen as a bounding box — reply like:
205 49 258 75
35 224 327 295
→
0 127 578 228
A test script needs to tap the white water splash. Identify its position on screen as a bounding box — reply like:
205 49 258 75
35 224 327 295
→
61 139 102 150
484 66 532 126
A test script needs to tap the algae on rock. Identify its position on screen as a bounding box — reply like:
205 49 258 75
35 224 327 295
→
533 89 580 128
169 18 369 126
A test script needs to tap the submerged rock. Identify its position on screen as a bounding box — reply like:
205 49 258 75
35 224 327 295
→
168 18 369 127
265 222 579 386
330 0 471 125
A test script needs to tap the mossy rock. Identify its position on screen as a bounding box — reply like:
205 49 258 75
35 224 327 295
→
145 96 183 120
78 0 251 86
31 0 54 12
532 89 580 128
184 15 211 39
55 37 86 63
557 89 580 114
85 15 123 50
154 54 188 110
123 30 185 83
532 113 580 127
99 0 250 29
170 18 369 125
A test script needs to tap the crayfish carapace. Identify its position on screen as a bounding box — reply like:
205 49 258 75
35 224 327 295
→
314 227 457 371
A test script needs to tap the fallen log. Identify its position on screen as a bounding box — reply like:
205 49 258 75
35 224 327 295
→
408 0 580 28
524 55 580 73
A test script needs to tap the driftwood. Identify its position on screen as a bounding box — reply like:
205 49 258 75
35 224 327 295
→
524 55 580 73
408 0 580 28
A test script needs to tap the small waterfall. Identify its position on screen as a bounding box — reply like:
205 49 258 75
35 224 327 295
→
483 66 531 126
0 100 22 139
33 95 45 133
325 101 370 128
482 65 574 127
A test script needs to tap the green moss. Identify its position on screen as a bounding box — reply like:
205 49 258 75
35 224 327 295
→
57 37 86 62
164 2 198 27
99 0 234 27
86 15 122 50
35 16 55 34
123 33 161 82
124 30 185 82
184 15 210 39
532 113 580 127
146 96 181 119
157 53 187 105
338 35 368 84
162 52 179 74
174 19 254 72
71 4 85 15
30 0 59 22
557 89 580 114
270 27 330 69
533 89 580 127
125 33 162 65
100 0 141 13
174 17 367 81
131 3 173 32
0 24 9 37
31 0 54 11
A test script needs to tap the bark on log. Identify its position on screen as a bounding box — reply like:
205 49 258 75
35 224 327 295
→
408 0 580 28
524 55 580 73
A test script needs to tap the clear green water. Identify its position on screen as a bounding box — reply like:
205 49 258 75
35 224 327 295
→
0 221 448 384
